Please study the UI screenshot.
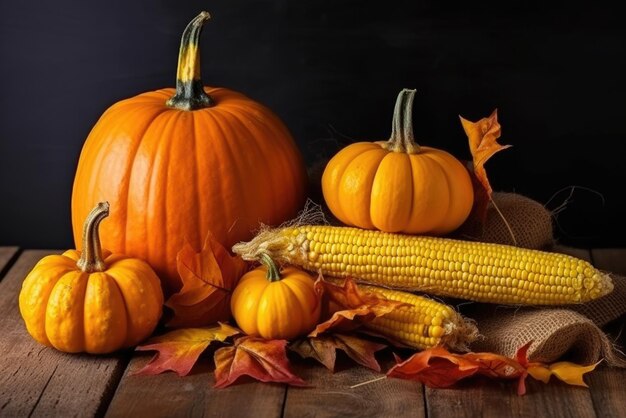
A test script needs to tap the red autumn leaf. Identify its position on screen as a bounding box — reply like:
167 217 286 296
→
515 340 533 367
290 333 387 372
166 231 248 327
309 277 411 337
134 323 240 376
214 336 306 388
460 110 512 221
466 349 529 395
387 346 479 388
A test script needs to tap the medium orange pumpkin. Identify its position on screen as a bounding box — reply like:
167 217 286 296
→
322 89 473 235
19 202 163 354
71 12 307 294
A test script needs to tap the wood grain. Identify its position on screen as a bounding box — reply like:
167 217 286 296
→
0 251 128 417
283 354 425 418
587 368 626 417
588 247 626 417
426 378 597 418
0 247 19 278
105 354 286 418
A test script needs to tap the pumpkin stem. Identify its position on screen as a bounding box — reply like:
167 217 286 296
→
166 11 215 111
259 253 282 282
77 202 109 273
386 89 421 154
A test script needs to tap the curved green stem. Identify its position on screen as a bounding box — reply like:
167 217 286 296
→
166 11 214 111
76 202 109 273
259 253 282 282
386 89 421 154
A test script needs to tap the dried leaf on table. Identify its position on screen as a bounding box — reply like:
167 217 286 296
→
290 333 387 372
166 231 248 327
537 362 599 387
134 323 240 376
516 341 599 388
387 346 479 388
387 343 597 395
460 110 511 222
214 336 306 388
309 276 410 336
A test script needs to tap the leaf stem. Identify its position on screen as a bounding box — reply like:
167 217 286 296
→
349 375 387 389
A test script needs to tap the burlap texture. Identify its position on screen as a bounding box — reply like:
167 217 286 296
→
467 300 626 366
462 193 626 366
458 192 554 249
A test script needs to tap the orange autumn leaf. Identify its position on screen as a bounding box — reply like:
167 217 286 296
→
460 110 511 221
309 277 410 337
467 343 530 395
387 346 479 388
134 323 240 376
290 333 387 372
214 336 306 388
166 231 248 328
465 351 526 379
387 343 597 396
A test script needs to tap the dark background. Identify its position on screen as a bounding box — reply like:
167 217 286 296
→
1 0 625 249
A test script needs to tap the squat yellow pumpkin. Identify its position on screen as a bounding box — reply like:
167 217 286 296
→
230 254 320 340
19 202 164 354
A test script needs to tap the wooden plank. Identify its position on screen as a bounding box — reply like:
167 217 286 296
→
0 250 128 417
426 378 596 418
587 368 626 418
591 248 626 275
105 354 286 418
0 247 19 278
283 355 425 418
588 248 626 416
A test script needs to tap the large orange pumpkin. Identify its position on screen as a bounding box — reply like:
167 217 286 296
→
322 89 473 235
72 12 307 294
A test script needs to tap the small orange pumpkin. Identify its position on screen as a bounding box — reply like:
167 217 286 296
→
322 89 473 235
19 202 164 354
230 254 321 340
71 12 307 295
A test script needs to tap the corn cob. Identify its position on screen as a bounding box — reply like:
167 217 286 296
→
326 278 478 350
233 225 613 305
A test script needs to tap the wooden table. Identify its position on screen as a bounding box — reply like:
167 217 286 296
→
1 246 624 418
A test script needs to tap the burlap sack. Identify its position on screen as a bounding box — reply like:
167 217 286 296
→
466 296 626 366
463 192 626 366
458 192 554 249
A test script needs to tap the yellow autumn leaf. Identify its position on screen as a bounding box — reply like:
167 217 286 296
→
527 365 552 383
548 361 600 387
